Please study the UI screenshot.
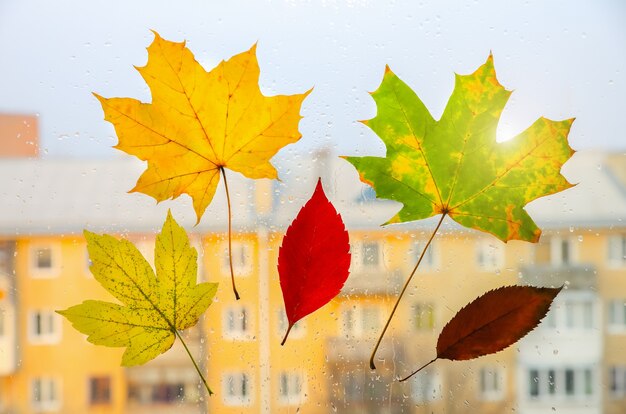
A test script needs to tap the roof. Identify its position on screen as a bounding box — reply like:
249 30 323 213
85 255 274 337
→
1 150 625 235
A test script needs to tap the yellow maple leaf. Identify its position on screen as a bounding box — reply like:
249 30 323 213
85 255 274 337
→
94 31 310 223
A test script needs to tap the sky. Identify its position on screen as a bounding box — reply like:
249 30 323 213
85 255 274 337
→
0 0 625 159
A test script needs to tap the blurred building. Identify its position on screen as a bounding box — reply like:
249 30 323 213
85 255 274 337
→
0 142 625 413
0 114 39 158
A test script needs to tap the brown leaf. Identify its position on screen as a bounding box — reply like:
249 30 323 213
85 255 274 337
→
400 285 561 381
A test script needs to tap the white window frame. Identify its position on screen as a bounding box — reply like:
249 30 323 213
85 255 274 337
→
609 366 626 398
31 377 61 412
475 239 504 272
411 369 442 403
526 366 595 401
29 244 61 278
278 371 306 405
608 234 626 267
550 236 578 266
221 241 253 276
222 372 252 406
340 304 381 338
277 308 305 340
478 366 505 401
28 310 62 345
413 239 439 272
223 306 252 340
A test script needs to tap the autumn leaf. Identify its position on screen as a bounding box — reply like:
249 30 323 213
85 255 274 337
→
278 179 351 345
57 210 217 393
344 55 575 243
400 285 562 381
94 31 310 223
347 54 574 369
94 31 310 299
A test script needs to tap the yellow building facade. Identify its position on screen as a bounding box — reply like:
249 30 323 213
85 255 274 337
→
1 152 626 414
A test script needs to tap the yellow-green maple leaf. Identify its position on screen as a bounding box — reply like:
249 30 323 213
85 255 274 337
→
58 211 217 367
94 31 310 223
344 55 575 242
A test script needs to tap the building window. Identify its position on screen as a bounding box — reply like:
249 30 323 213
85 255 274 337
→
30 244 60 277
341 305 381 337
527 367 595 400
0 241 15 276
608 299 626 332
89 377 111 405
223 373 252 406
277 308 305 339
479 367 504 401
413 240 437 271
608 235 626 267
279 372 305 405
351 240 384 271
151 383 184 403
413 302 435 331
475 239 503 271
529 369 539 398
411 369 441 403
610 366 626 398
361 241 381 268
223 306 252 339
127 371 197 406
222 241 252 275
31 377 61 412
551 237 576 266
28 310 61 344
564 299 594 330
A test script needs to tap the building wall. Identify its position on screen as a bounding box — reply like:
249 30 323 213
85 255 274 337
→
1 223 626 412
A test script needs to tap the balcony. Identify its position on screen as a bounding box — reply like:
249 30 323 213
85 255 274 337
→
341 268 403 296
326 337 407 414
519 264 597 290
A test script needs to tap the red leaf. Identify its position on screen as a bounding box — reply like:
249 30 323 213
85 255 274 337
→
278 178 351 345
401 285 561 381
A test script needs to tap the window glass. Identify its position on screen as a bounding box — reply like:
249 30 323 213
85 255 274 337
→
89 377 111 405
413 302 435 331
608 235 626 266
479 367 504 401
28 310 61 344
1 2 624 413
223 306 252 339
411 369 441 403
223 373 252 406
475 239 504 271
278 371 305 405
31 377 61 411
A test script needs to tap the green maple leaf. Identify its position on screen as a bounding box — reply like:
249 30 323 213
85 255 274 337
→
344 55 574 242
58 211 217 367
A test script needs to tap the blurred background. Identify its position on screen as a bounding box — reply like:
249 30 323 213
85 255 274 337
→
1 0 625 413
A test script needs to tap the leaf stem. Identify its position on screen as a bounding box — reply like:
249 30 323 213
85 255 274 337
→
369 213 447 370
220 166 240 300
399 357 438 382
281 324 293 346
175 330 213 396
